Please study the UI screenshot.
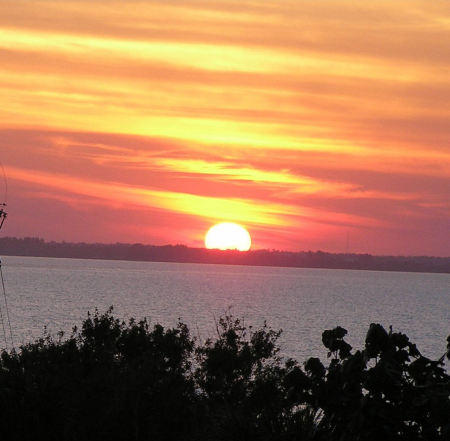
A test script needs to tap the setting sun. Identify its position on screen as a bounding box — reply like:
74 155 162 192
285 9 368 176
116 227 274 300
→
205 223 251 251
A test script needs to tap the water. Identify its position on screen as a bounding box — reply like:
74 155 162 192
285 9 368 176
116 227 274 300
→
1 256 449 362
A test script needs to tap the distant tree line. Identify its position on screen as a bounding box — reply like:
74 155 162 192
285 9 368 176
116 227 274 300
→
0 308 449 440
1 236 449 273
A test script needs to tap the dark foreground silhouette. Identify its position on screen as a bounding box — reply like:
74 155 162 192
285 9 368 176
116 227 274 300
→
0 309 449 441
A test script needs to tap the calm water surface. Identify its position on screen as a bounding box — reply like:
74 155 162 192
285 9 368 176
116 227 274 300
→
1 256 448 361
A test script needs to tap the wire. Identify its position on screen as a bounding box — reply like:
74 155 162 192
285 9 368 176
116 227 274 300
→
0 163 12 350
0 289 8 351
0 260 14 351
0 161 7 206
0 163 11 351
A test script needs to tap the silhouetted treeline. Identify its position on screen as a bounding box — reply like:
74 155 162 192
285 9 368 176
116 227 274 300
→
1 236 449 273
0 309 449 440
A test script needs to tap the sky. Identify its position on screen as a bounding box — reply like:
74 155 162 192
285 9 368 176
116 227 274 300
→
0 0 449 256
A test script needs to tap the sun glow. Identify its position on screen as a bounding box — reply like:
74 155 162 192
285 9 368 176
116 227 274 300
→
204 222 251 251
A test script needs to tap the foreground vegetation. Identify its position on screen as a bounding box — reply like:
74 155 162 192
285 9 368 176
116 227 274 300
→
0 309 449 440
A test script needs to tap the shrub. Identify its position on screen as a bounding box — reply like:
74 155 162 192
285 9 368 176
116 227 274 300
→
0 308 448 441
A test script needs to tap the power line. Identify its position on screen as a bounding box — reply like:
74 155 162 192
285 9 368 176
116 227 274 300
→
0 286 8 351
0 162 12 351
0 260 14 351
0 161 8 205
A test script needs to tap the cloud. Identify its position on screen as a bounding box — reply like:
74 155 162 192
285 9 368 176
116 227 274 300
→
0 1 448 255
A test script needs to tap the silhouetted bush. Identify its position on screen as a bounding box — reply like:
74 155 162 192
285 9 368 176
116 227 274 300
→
0 308 448 440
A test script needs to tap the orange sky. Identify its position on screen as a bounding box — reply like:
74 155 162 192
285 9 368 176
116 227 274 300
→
0 0 449 255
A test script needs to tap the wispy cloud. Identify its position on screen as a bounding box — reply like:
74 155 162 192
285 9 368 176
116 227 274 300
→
0 0 448 254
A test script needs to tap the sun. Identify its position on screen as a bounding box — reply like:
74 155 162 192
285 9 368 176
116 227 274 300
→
205 222 251 251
